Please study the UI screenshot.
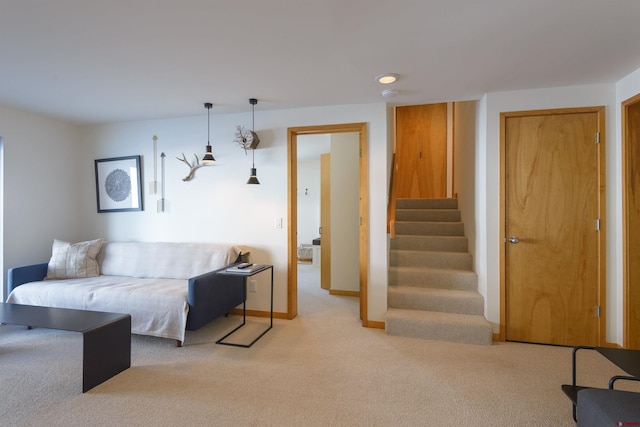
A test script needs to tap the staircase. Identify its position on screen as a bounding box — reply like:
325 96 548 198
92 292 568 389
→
386 198 493 345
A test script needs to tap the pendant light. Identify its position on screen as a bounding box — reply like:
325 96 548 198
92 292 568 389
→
247 98 260 185
202 102 216 164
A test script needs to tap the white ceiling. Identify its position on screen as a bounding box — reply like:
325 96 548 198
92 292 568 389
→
1 0 640 125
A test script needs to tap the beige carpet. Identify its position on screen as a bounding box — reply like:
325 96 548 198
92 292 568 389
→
1 263 638 426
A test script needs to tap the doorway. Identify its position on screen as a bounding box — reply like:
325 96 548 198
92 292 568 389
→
287 123 369 324
296 134 360 295
500 107 606 346
623 93 640 349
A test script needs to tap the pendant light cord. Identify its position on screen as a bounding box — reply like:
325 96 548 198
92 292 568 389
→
251 101 255 167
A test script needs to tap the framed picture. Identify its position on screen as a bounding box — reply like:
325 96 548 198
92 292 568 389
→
94 155 143 213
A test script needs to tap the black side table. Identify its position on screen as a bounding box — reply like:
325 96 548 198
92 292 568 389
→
216 264 273 348
561 346 640 421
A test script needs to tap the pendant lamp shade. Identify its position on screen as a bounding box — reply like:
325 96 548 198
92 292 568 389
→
246 98 260 185
202 102 216 164
247 167 260 185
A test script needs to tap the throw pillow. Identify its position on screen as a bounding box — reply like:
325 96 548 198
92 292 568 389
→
46 238 104 280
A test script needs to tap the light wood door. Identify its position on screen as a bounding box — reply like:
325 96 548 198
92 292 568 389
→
624 94 640 349
395 103 448 198
320 153 331 290
504 109 603 346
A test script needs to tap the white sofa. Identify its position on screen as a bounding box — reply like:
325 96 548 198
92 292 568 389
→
7 240 249 346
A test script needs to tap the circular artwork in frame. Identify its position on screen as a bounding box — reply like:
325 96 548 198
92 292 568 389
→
105 168 132 202
94 155 143 212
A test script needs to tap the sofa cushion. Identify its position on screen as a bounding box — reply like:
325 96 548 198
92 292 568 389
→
577 388 640 427
97 241 244 279
46 238 104 279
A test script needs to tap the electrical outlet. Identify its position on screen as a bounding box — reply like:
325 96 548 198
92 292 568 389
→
249 280 257 293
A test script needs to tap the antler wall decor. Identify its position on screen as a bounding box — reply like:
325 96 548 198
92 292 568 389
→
176 153 205 181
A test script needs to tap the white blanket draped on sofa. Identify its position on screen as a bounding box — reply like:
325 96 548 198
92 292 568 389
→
6 241 245 343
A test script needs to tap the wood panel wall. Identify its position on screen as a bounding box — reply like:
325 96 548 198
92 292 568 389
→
394 103 448 199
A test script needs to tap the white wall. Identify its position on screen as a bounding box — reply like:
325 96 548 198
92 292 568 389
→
453 101 478 272
478 83 619 341
297 157 321 247
79 103 389 319
1 105 83 298
296 132 330 247
7 71 635 337
330 132 360 292
474 96 491 320
0 137 3 294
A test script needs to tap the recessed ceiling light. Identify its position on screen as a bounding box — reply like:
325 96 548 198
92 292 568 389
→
376 73 399 84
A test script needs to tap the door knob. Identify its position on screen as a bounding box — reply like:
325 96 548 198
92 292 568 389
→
508 236 520 244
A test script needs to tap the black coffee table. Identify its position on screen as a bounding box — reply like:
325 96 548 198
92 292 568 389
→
0 303 131 392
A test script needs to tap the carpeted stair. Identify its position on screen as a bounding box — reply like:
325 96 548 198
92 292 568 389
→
386 198 493 345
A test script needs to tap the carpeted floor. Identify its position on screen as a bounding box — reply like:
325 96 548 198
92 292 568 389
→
1 263 638 426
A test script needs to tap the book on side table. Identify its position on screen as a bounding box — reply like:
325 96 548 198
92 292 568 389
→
225 263 265 274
